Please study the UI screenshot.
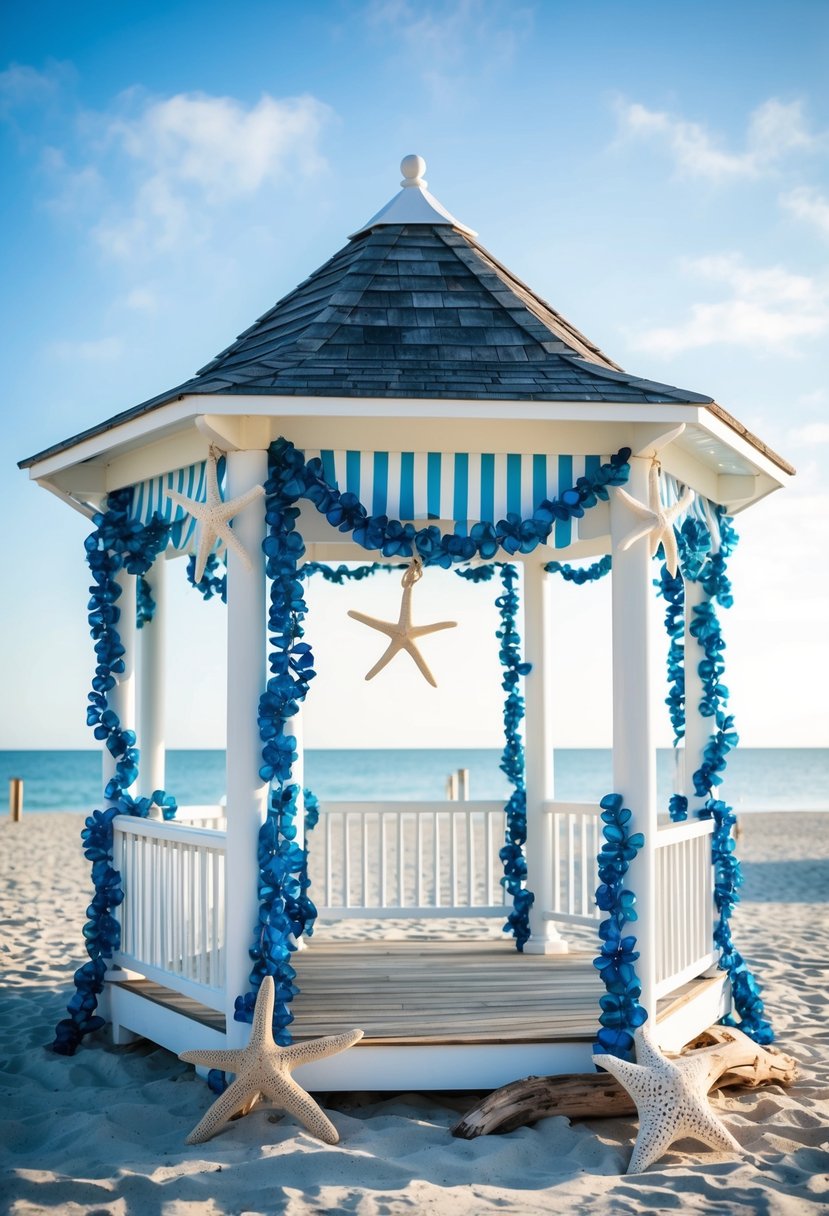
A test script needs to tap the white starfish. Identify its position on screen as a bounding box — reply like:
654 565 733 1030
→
179 976 363 1145
614 462 694 577
593 1020 742 1174
166 446 265 583
347 558 457 687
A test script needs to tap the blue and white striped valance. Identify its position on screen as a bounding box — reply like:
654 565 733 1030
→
128 448 669 555
129 460 211 552
306 448 608 529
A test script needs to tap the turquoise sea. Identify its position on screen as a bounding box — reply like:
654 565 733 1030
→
0 748 827 815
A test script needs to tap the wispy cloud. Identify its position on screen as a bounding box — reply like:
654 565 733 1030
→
0 61 69 115
93 90 332 258
615 97 822 181
632 254 829 356
781 186 829 237
2 71 333 259
367 0 531 104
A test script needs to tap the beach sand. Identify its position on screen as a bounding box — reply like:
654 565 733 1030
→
1 811 827 1215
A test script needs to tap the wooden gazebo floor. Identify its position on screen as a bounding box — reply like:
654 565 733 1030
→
118 938 716 1048
290 939 601 1044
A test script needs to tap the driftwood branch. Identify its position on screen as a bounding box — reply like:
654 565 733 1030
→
451 1025 798 1139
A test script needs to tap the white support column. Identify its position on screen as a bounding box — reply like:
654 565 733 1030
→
683 576 711 814
610 456 658 1020
224 448 269 1046
105 569 137 801
522 557 568 955
138 559 166 799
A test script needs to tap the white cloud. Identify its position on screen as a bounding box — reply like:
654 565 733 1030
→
615 97 822 181
781 186 829 237
367 0 531 103
90 90 332 258
632 254 829 356
49 336 125 361
0 62 66 114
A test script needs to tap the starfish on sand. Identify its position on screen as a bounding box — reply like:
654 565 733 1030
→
179 976 363 1145
166 445 265 583
614 427 694 578
593 1020 742 1174
347 557 457 687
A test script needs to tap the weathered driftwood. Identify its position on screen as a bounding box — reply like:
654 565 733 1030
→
451 1025 798 1139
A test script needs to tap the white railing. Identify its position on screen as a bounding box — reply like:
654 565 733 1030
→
308 801 510 917
112 815 226 1010
546 802 603 926
654 818 717 998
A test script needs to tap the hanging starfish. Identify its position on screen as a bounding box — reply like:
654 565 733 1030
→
593 1020 742 1174
347 557 457 687
166 446 265 583
614 459 694 577
179 976 363 1145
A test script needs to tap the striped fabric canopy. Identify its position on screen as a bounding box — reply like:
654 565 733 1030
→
128 449 607 552
126 450 717 556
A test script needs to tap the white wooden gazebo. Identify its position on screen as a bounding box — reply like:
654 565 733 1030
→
20 156 792 1091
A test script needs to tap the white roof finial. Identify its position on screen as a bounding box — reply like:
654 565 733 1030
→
350 153 476 238
400 154 427 188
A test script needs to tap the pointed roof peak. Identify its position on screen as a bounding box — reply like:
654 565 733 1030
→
351 154 477 238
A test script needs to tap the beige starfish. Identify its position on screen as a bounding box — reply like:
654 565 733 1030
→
614 458 694 578
166 445 265 583
347 557 457 687
179 976 363 1145
593 1020 742 1174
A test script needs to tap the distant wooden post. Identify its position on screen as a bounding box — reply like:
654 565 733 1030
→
9 778 23 821
446 772 459 800
457 768 470 801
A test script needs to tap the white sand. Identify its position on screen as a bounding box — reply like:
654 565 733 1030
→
1 811 828 1215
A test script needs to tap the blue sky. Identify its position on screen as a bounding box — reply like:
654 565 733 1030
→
2 0 827 752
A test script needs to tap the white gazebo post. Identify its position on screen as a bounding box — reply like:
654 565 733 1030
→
683 575 711 815
224 447 269 1046
610 456 658 1020
138 558 166 799
522 557 568 954
106 568 137 801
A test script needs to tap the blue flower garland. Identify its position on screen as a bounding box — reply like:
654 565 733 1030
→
53 492 178 1056
494 564 535 949
301 561 405 583
653 510 770 1041
681 513 771 1042
186 552 227 602
544 555 612 584
593 793 647 1060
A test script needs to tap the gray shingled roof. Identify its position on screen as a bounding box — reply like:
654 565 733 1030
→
187 224 712 404
21 221 721 470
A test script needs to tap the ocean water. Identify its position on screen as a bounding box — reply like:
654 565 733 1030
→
1 748 827 815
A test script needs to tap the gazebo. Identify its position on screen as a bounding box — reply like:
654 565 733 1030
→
20 156 792 1091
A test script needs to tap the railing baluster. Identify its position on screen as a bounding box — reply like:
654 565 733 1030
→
433 811 440 907
416 812 423 907
325 811 333 908
397 812 404 907
361 812 369 907
485 810 494 904
380 815 387 908
344 814 351 908
466 808 474 907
